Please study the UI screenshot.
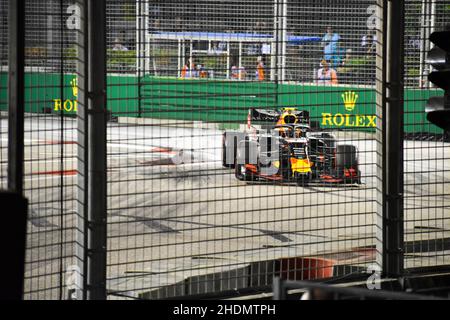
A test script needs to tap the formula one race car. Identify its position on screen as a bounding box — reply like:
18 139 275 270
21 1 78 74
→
222 108 361 185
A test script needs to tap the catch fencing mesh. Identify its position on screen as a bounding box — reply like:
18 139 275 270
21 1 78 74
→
403 0 450 270
106 0 381 299
0 0 449 300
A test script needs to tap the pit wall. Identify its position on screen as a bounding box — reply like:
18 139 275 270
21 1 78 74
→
0 73 442 134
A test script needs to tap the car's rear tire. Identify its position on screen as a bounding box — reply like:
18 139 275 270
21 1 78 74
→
235 140 258 181
336 145 360 184
336 145 357 167
222 132 236 169
356 170 362 184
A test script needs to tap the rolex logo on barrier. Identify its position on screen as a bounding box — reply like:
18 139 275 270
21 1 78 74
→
53 76 78 112
321 91 376 128
342 91 358 112
70 77 78 98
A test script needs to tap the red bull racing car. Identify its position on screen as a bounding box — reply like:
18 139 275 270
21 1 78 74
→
222 108 361 186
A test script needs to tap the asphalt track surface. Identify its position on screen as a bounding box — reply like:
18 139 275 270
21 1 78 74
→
1 117 450 299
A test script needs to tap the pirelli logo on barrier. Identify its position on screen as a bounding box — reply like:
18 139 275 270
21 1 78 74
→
53 77 78 112
321 91 376 128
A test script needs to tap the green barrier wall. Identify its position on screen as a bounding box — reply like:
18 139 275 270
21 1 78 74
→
141 76 442 133
0 73 138 115
0 73 443 134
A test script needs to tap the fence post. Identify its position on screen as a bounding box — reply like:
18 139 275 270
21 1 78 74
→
76 0 107 300
87 0 107 300
384 0 405 277
75 0 87 300
5 0 26 301
272 277 285 300
375 0 386 279
7 0 25 195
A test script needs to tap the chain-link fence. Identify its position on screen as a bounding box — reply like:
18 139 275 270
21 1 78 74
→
0 0 449 300
0 0 8 191
106 0 381 299
403 0 450 270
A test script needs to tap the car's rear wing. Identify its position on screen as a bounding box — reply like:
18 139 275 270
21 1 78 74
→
250 108 310 124
250 108 280 122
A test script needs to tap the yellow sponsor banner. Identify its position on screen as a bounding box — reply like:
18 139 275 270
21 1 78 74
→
321 113 376 128
320 91 376 128
53 77 78 112
54 99 78 112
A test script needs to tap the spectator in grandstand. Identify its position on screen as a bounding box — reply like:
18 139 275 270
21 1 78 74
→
149 3 161 29
255 56 265 81
152 19 161 32
240 66 247 80
119 30 133 50
198 64 207 78
181 61 188 78
247 43 259 55
255 21 267 34
231 64 247 80
317 59 338 85
231 65 239 80
338 49 352 68
181 58 195 78
217 41 227 52
261 43 271 55
175 16 183 32
361 30 377 55
112 38 129 51
209 41 226 54
209 42 219 54
321 26 341 67
336 49 353 84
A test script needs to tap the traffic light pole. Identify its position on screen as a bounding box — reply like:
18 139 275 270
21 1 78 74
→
383 0 405 277
425 26 450 131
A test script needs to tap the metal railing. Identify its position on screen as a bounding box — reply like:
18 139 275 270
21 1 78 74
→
272 277 446 300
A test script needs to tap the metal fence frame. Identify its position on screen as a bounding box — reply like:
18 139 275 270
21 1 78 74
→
272 277 445 300
2 0 450 300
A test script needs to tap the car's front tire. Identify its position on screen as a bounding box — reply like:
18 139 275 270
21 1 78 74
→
235 163 255 181
336 145 361 184
295 172 311 186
